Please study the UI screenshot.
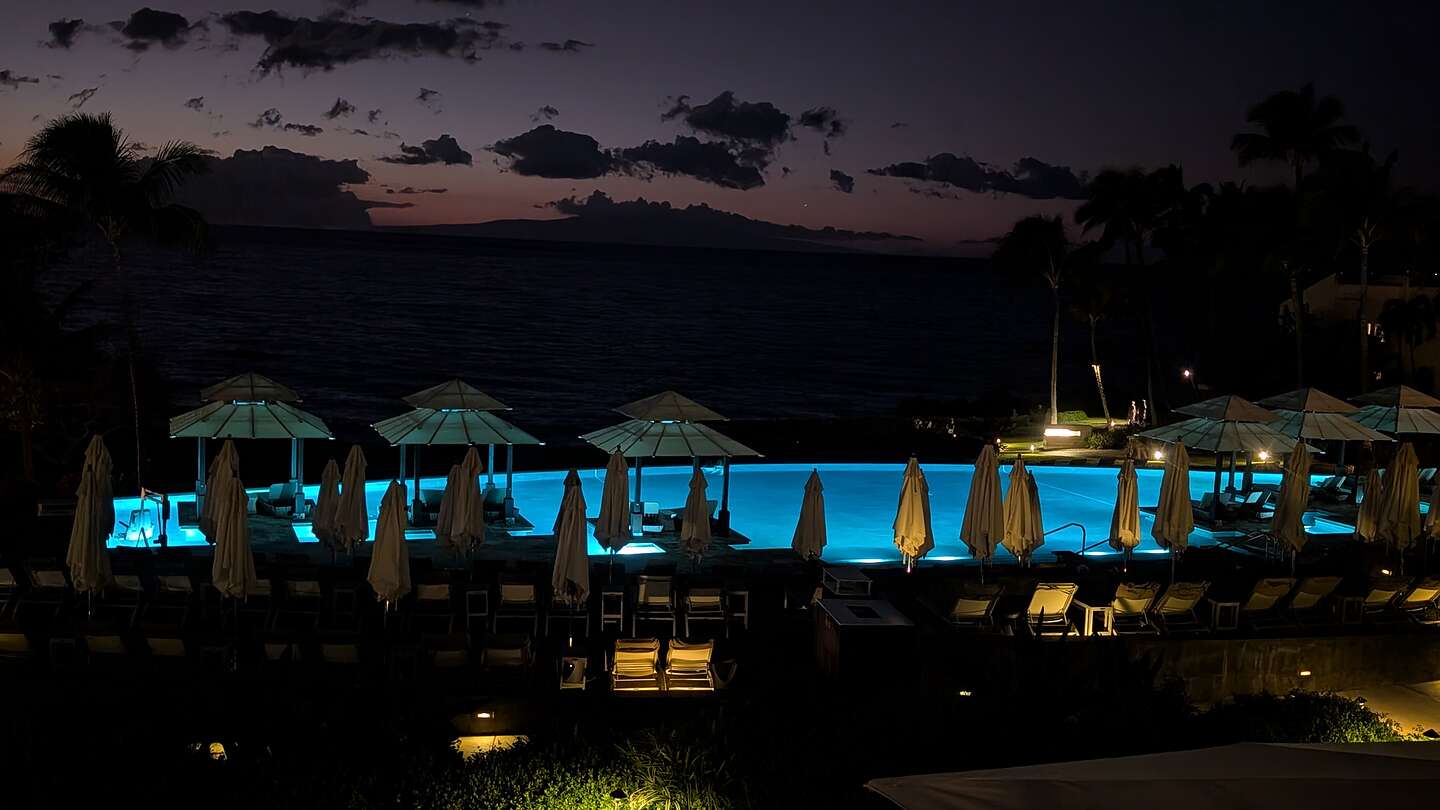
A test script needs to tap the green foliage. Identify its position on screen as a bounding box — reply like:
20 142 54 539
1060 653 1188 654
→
1085 425 1140 449
1055 410 1089 423
619 728 742 810
1198 691 1410 744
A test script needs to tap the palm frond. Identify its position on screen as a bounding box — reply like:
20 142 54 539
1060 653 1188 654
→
139 141 213 205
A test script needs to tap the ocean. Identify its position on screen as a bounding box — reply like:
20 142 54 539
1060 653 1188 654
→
46 226 1142 445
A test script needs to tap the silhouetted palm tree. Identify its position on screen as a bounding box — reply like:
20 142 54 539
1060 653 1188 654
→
1378 295 1437 384
1231 83 1359 193
0 113 209 486
994 215 1072 424
1066 247 1115 423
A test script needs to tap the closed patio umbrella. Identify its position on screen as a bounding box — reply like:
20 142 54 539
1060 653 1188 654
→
334 444 370 552
1355 468 1383 543
792 469 827 561
961 445 1003 575
1428 475 1440 541
680 466 713 562
1270 443 1313 571
434 464 462 549
311 458 341 550
368 480 412 608
211 475 257 599
450 445 487 551
552 469 590 604
894 456 934 572
67 435 114 598
199 439 238 540
1002 457 1044 566
1152 443 1193 576
1376 442 1422 554
594 449 632 553
1108 457 1141 566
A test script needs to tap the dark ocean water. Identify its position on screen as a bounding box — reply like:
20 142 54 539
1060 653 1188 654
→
48 226 1141 443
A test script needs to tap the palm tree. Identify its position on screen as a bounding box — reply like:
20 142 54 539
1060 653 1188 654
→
1231 83 1360 193
994 215 1072 424
0 113 209 487
1066 248 1115 423
1378 295 1437 383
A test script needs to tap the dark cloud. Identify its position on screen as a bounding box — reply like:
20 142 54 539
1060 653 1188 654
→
799 107 847 139
116 7 197 51
890 121 908 128
823 141 831 156
218 10 508 74
379 133 472 166
489 125 615 178
323 97 356 119
417 87 443 112
283 123 324 137
537 39 592 52
341 128 371 136
867 153 1087 200
781 166 792 177
530 104 559 122
184 96 205 111
46 18 85 49
0 70 40 89
67 87 98 108
385 186 448 194
664 91 791 147
617 136 765 190
829 169 855 194
421 0 504 6
367 108 384 124
175 146 381 229
361 199 415 210
249 107 284 128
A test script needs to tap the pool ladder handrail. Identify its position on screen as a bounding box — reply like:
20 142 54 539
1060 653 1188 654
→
1041 521 1088 551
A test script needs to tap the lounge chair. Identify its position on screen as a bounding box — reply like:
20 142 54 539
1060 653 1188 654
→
256 483 311 517
665 639 716 691
1398 577 1440 623
481 635 533 677
1287 576 1344 625
319 641 361 666
408 583 455 635
97 574 146 627
0 630 33 666
683 587 727 637
412 489 445 527
493 581 538 634
1310 475 1353 503
1361 576 1412 623
610 637 661 691
1241 577 1297 628
1019 582 1078 637
83 632 129 668
633 575 677 636
1111 582 1161 634
947 583 1004 630
1151 581 1210 634
547 592 590 639
0 568 17 619
274 578 322 631
1228 489 1273 520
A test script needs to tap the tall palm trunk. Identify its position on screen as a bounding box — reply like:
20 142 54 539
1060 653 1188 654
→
1287 262 1305 388
1357 238 1370 392
1088 315 1111 422
104 222 144 490
1136 239 1159 425
1049 283 1060 424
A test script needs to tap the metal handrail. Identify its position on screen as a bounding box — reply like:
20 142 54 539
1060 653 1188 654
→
1044 521 1088 551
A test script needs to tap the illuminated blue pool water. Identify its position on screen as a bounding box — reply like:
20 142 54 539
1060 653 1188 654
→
108 463 1355 564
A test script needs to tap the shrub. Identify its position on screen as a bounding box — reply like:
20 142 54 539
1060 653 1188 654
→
1056 410 1089 423
1197 691 1411 744
1084 425 1139 449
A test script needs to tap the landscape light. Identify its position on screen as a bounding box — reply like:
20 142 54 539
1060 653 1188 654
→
1298 670 1312 677
1381 569 1393 576
475 711 493 719
1044 427 1082 438
1152 449 1164 460
1257 450 1270 461
957 690 973 697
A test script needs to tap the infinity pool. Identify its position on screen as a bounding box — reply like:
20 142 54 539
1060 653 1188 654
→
108 462 1354 564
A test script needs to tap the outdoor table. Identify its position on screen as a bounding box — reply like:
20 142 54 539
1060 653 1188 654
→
1071 598 1114 636
822 566 873 597
1209 599 1241 631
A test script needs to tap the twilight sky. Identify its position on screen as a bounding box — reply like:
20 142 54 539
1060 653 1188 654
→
1 1 1437 248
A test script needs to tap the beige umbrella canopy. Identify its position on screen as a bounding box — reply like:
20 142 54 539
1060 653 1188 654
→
1269 410 1392 442
1257 388 1358 414
1376 442 1423 552
172 400 331 439
1175 394 1279 422
1140 417 1299 455
368 480 412 605
1349 404 1440 435
581 419 760 458
201 372 299 403
1355 468 1383 543
1270 443 1313 558
211 475 258 599
1108 457 1141 555
792 469 827 561
334 444 370 551
893 456 934 570
67 435 114 594
679 466 713 561
961 445 1004 567
615 390 726 422
1002 457 1044 565
594 449 632 552
1152 443 1194 553
311 458 342 550
1354 386 1440 408
403 379 510 411
374 408 542 446
552 469 590 603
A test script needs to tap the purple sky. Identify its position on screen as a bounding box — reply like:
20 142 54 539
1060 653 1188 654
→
2 1 1436 247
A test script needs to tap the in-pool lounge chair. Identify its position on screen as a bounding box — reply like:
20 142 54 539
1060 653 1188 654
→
1398 577 1440 623
256 483 311 518
1241 577 1297 628
948 583 1004 630
1286 576 1344 625
664 638 716 691
1151 581 1210 634
1018 582 1078 637
610 637 662 692
1111 582 1161 634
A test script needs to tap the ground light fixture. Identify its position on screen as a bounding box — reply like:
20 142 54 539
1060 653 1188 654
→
1299 670 1312 677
